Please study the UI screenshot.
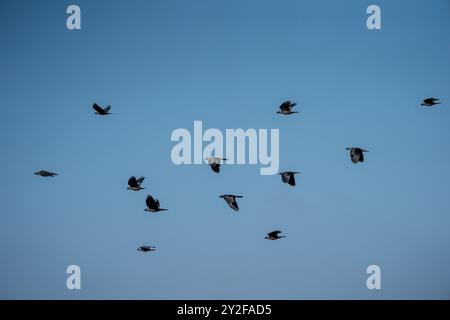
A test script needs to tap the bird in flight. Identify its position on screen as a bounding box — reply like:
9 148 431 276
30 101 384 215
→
206 157 227 174
421 98 441 107
92 103 112 115
279 171 300 187
277 100 298 115
265 230 285 240
127 176 145 191
137 245 156 252
219 194 243 211
346 147 368 164
145 194 168 213
34 170 58 177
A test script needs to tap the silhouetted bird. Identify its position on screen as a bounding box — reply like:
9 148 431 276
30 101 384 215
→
138 246 156 252
265 230 285 240
92 103 112 115
219 194 243 211
346 147 368 164
127 176 145 191
279 171 299 186
277 101 298 115
145 194 168 212
34 170 58 177
206 157 227 174
421 98 441 107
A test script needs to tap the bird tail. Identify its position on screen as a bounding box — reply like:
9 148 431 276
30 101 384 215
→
235 196 243 198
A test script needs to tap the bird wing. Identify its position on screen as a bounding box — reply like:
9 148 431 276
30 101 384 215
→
104 106 111 113
229 199 239 211
268 231 282 237
92 103 104 113
146 195 157 209
279 101 291 111
211 163 220 173
136 176 145 185
359 152 364 162
128 176 138 187
289 174 296 186
207 157 223 164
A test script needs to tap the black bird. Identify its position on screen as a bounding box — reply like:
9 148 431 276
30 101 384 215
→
421 98 441 107
219 194 243 211
279 171 300 187
145 194 168 213
127 176 145 191
138 245 156 252
92 103 112 115
346 147 368 164
206 157 227 174
34 170 58 177
265 230 285 240
277 100 298 115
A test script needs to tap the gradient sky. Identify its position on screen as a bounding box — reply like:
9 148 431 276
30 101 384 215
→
0 0 450 299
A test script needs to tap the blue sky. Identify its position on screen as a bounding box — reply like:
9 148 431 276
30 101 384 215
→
0 0 449 299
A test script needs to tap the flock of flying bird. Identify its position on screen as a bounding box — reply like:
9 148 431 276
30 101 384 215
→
34 97 443 251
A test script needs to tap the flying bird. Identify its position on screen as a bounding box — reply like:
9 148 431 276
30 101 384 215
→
346 147 368 164
421 98 441 107
92 103 112 115
219 194 243 211
145 194 168 213
277 100 298 115
127 176 145 191
34 170 58 177
206 157 227 174
137 246 156 252
265 230 285 240
279 171 300 187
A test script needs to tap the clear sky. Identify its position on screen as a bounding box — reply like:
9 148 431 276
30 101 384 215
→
0 0 449 299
